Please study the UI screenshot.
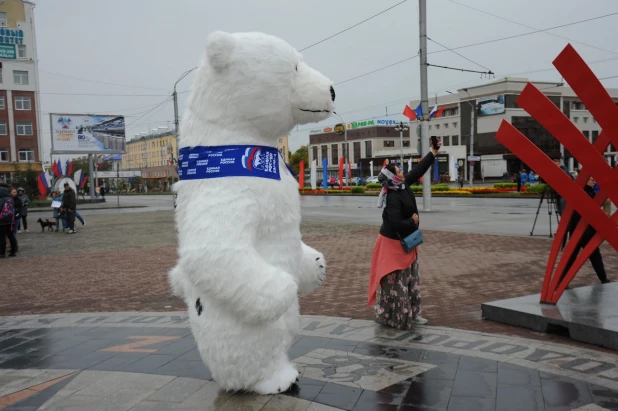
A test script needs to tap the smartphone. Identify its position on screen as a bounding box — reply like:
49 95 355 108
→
431 136 440 151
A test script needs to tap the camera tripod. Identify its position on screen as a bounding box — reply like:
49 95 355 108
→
530 185 561 238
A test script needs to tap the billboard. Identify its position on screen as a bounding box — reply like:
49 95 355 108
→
476 94 505 117
50 113 126 154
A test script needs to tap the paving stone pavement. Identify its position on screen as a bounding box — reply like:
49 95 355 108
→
1 211 617 351
1 313 618 410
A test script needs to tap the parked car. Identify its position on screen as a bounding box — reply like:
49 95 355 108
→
365 176 379 184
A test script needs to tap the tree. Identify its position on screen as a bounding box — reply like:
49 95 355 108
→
10 163 39 199
290 146 308 175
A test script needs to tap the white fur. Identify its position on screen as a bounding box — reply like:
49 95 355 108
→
169 31 333 395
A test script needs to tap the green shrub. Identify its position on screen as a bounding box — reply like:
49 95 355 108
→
30 200 51 208
432 184 450 192
366 183 382 189
526 184 547 193
351 186 365 194
494 183 517 188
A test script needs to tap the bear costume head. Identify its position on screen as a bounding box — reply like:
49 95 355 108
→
180 31 336 148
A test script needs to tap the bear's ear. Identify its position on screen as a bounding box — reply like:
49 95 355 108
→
206 31 236 72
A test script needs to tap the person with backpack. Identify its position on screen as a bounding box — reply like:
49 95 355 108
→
60 183 77 234
10 188 22 237
0 183 17 257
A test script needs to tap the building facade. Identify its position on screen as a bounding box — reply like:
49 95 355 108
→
308 77 618 181
0 0 41 183
278 135 289 163
122 132 178 189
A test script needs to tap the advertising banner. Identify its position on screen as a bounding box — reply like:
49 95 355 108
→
50 113 126 154
476 95 505 116
0 44 16 59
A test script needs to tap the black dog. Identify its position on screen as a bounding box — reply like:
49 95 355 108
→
37 218 55 232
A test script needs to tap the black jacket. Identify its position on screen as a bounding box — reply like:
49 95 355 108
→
11 195 22 218
379 152 436 240
0 187 11 226
568 184 596 243
61 188 76 211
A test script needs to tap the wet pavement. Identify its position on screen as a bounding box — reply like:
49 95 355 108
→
2 313 618 410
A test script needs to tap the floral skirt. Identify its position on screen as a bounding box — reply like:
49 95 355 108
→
374 260 422 330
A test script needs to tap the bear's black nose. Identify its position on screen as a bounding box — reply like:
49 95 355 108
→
330 86 336 102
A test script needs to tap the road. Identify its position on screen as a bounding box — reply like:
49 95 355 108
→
30 194 613 237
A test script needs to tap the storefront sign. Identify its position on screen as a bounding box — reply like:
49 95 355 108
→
0 44 16 59
376 119 400 126
334 123 345 135
348 120 375 129
323 127 333 132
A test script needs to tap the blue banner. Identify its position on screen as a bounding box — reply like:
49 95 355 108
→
322 157 328 189
433 158 439 182
178 145 281 181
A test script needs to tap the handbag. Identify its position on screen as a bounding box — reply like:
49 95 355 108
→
398 229 424 253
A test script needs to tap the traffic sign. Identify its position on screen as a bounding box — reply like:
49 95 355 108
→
468 156 481 161
97 170 142 178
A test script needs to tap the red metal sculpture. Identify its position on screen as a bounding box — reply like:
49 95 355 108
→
494 44 618 304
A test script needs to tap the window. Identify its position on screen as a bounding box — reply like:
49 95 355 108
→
444 123 449 129
592 130 599 143
0 96 4 110
0 148 7 162
583 130 590 140
453 122 458 128
443 136 450 146
0 13 6 27
17 45 26 59
14 96 31 110
13 71 29 85
321 145 327 163
16 121 32 135
331 144 338 165
573 117 578 123
353 141 361 164
0 68 3 83
0 121 6 135
365 140 372 158
435 124 440 129
312 146 318 162
583 117 588 123
383 141 394 147
18 148 34 162
403 141 410 147
452 135 459 145
429 125 432 130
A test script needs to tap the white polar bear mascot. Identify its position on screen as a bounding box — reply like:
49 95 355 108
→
168 31 334 395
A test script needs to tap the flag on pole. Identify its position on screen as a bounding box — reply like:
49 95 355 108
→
369 160 374 177
57 160 63 177
80 174 88 189
408 158 413 173
52 161 61 178
67 161 74 177
310 159 317 190
347 162 352 183
299 160 305 189
322 157 328 189
414 104 423 119
403 105 416 121
434 106 446 118
73 170 82 190
338 156 344 190
433 157 439 182
37 171 49 199
359 162 363 182
383 159 387 167
429 105 438 119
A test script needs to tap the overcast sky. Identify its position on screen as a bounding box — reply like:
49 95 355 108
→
34 0 618 160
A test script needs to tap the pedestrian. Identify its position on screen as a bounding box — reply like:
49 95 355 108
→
0 183 17 257
560 175 611 285
100 185 106 200
10 188 22 237
60 183 77 234
515 171 522 193
529 170 535 186
52 190 67 232
17 187 29 233
367 138 442 329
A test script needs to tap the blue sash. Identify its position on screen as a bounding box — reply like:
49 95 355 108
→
178 145 295 181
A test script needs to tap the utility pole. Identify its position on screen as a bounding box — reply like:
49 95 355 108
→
173 68 197 187
463 89 474 186
332 112 349 187
419 0 431 211
395 121 408 166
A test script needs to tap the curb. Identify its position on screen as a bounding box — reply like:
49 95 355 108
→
299 193 543 199
27 205 149 213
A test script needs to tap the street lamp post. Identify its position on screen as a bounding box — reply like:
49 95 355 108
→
173 68 198 182
332 112 349 187
394 121 409 167
447 89 475 185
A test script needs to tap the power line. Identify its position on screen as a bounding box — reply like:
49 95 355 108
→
334 55 419 85
426 63 494 77
427 36 491 71
299 0 408 52
426 11 618 57
447 0 618 56
599 75 618 80
125 96 173 127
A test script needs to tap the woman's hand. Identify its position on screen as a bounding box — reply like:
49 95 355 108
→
412 213 419 225
430 138 442 156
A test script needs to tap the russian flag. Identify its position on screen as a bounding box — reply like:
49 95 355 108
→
57 160 63 177
37 171 49 199
429 105 446 119
67 160 74 177
414 104 423 119
403 105 416 121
